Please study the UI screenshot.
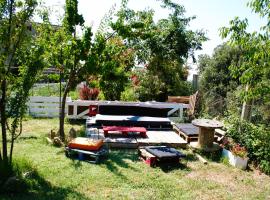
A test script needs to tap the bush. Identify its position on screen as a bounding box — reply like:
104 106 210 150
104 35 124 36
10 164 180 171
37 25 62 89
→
77 83 99 100
120 87 138 101
225 116 270 174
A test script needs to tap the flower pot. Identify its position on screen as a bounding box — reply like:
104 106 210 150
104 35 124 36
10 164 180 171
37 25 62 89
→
222 148 248 170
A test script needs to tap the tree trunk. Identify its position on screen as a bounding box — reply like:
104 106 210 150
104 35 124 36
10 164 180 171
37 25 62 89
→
241 84 252 121
9 138 15 166
0 79 9 169
241 100 252 121
59 85 69 142
59 72 74 142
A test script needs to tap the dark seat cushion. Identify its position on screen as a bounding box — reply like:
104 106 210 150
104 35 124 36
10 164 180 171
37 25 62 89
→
145 146 185 159
175 123 199 136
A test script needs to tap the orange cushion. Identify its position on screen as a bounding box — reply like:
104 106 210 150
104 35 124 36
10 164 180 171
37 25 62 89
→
68 137 103 151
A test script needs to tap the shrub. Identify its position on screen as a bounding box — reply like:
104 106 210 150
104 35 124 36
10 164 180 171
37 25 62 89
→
225 116 270 174
221 137 248 158
120 86 138 101
78 83 99 100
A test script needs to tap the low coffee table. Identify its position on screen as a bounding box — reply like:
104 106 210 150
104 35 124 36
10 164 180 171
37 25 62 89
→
190 119 223 152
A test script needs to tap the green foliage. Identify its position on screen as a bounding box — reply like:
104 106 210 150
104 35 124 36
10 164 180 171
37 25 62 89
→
63 0 84 33
248 0 270 29
49 0 93 89
46 74 60 83
136 71 166 101
96 36 135 100
218 0 270 124
220 3 270 102
0 0 48 175
225 115 270 174
120 86 138 101
111 0 207 101
198 44 242 117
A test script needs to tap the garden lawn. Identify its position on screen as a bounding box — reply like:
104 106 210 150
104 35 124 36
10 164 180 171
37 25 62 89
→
1 118 270 200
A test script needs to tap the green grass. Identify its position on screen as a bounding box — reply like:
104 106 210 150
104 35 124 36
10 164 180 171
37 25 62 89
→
1 118 270 200
30 83 79 100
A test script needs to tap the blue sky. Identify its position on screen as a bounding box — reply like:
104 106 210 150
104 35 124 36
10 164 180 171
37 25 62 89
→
45 0 265 76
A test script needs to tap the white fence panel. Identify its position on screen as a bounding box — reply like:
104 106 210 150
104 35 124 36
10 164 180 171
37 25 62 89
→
27 96 71 118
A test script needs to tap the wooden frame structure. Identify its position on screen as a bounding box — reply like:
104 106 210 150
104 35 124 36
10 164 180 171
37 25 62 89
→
66 100 189 120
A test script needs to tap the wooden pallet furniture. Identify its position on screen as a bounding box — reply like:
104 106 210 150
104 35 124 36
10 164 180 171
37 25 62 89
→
103 126 147 138
168 91 198 117
138 147 157 167
138 146 186 167
65 146 108 164
190 119 223 152
174 123 200 142
174 123 224 143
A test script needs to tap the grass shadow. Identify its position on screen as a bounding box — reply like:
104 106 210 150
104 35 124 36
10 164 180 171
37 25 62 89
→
202 149 222 162
101 149 140 179
67 119 85 125
184 152 197 162
70 159 83 170
158 162 190 173
18 136 38 141
0 168 88 200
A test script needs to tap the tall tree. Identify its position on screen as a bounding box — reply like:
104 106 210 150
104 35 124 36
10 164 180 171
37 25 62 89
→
220 0 270 121
0 0 48 178
98 37 135 100
198 44 242 116
111 0 207 101
54 0 92 141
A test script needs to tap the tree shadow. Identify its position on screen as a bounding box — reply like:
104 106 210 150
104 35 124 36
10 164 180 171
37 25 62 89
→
198 149 222 162
70 159 83 170
101 149 140 179
158 162 191 173
184 152 197 162
0 170 88 200
17 136 38 141
67 119 85 125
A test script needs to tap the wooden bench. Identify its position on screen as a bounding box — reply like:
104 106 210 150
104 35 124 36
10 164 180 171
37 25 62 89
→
138 146 186 167
102 126 147 138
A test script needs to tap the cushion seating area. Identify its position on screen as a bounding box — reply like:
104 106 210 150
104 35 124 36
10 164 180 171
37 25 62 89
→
68 137 104 151
94 114 172 129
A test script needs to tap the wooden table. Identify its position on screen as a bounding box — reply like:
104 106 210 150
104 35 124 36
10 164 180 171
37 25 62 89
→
191 119 223 152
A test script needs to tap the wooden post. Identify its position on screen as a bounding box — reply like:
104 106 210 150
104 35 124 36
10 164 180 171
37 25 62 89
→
192 74 198 91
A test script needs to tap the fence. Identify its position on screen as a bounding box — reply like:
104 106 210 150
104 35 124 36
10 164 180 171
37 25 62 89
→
27 96 72 118
67 100 189 120
27 97 189 120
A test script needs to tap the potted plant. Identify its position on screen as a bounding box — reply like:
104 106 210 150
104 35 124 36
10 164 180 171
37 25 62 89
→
221 138 249 170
